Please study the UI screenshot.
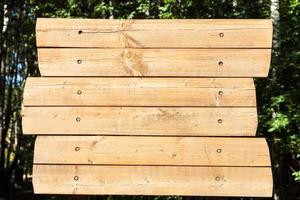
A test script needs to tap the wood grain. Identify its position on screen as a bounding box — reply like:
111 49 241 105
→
22 107 257 136
26 18 273 197
34 136 270 166
37 48 271 77
32 165 273 196
36 18 272 48
23 78 256 107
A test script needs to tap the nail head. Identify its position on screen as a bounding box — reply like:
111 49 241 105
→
78 30 83 34
77 90 82 95
77 59 82 64
216 148 222 153
219 32 224 37
74 176 79 181
215 176 221 181
218 91 223 95
76 117 81 122
219 61 223 66
218 119 222 124
75 146 80 151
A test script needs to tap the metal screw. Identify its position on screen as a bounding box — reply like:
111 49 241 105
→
76 117 81 122
218 91 223 95
218 119 222 124
77 90 82 95
77 59 82 64
219 32 224 37
216 148 222 153
219 61 223 66
215 176 221 181
75 146 80 151
78 30 83 34
74 176 79 181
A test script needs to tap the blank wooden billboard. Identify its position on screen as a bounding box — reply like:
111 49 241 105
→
23 18 273 197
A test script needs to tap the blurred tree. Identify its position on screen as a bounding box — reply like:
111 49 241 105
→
256 0 300 199
0 0 37 199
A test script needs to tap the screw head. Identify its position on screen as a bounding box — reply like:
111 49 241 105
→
75 146 80 151
218 119 222 124
219 32 224 37
77 59 82 64
77 90 82 95
74 176 79 181
216 148 222 153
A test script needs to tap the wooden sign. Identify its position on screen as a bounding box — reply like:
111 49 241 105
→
23 18 273 197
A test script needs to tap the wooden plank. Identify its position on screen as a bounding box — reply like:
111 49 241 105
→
22 107 257 136
32 165 273 196
33 136 271 166
36 18 272 48
23 78 256 107
37 48 271 77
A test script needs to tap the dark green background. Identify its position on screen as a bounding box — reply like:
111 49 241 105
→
0 0 299 200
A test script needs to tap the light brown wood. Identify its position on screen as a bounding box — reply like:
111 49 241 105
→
23 78 256 107
32 165 273 196
24 18 273 197
34 136 270 166
36 18 272 48
37 48 271 77
22 107 257 136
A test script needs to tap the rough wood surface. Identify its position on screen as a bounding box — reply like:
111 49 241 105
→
25 18 274 197
32 165 273 196
34 136 270 166
23 78 256 107
22 107 257 136
36 18 272 48
37 48 271 77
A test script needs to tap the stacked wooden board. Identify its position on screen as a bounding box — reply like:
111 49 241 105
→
22 18 273 197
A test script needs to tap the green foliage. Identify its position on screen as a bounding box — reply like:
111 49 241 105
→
255 0 300 197
293 170 300 181
267 95 290 132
